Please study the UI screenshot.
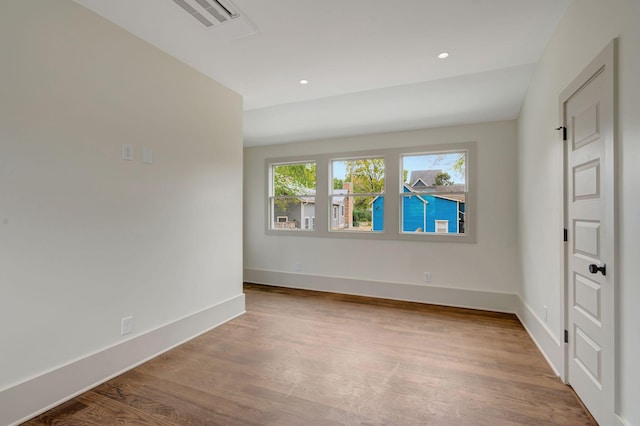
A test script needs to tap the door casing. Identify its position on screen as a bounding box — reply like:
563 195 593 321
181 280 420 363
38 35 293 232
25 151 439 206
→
560 39 617 424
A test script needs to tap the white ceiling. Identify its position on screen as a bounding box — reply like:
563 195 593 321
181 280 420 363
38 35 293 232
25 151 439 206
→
73 0 570 146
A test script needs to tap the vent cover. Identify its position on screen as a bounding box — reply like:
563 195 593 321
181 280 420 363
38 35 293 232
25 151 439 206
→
172 0 241 27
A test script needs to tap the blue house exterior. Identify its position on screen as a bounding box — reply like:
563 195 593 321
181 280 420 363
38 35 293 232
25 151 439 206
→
372 196 384 231
371 185 464 233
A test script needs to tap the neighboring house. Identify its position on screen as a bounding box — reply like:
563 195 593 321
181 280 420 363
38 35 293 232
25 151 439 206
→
409 170 441 189
330 198 346 229
274 190 347 230
273 196 315 229
371 170 465 233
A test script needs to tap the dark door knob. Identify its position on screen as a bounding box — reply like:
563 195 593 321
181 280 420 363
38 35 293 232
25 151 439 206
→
588 263 606 276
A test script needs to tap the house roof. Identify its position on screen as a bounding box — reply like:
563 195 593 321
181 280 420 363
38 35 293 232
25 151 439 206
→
405 184 465 203
409 170 441 187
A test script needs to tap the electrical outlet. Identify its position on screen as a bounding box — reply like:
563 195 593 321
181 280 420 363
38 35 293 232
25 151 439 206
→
423 272 432 283
121 316 134 336
295 262 302 272
543 305 548 322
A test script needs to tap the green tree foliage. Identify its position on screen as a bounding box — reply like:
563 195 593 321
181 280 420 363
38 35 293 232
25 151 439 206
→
344 158 384 193
272 163 316 215
342 158 384 213
273 163 316 196
452 153 465 175
333 178 344 190
433 171 453 186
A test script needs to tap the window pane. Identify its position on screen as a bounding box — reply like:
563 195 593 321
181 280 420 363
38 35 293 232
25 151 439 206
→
273 162 316 196
330 157 384 233
271 162 316 231
330 195 383 232
331 158 384 194
402 152 465 191
271 197 315 230
401 152 466 234
401 193 465 233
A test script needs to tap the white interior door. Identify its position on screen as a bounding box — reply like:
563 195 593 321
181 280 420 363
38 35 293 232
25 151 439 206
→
563 41 616 425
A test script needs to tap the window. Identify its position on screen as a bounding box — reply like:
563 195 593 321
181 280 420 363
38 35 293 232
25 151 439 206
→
401 151 467 236
269 162 316 231
330 158 384 232
265 142 475 242
435 220 449 233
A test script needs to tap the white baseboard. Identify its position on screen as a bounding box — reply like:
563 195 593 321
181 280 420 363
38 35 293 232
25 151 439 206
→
514 295 564 378
244 268 518 314
616 414 630 426
244 269 567 379
1 293 245 426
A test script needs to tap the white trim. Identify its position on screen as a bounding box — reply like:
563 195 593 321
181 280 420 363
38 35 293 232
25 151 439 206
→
244 268 566 380
435 220 449 233
560 39 617 424
1 294 246 426
265 142 477 243
514 295 564 378
244 268 517 314
615 414 630 426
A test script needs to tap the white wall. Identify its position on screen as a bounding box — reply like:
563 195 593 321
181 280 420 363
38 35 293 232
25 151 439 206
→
0 1 244 422
517 0 639 424
244 121 520 311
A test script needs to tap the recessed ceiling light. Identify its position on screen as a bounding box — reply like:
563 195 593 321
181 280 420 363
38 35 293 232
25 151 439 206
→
438 52 449 59
299 79 309 85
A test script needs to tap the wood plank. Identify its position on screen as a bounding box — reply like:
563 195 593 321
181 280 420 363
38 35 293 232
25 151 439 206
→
24 283 597 425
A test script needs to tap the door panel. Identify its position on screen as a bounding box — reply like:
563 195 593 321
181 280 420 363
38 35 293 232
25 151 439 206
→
573 220 600 258
574 273 601 323
574 326 602 384
573 102 599 148
563 41 615 425
573 160 600 200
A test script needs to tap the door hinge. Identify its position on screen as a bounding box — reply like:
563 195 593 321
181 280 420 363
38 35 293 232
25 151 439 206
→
564 329 569 343
564 228 568 242
555 126 567 141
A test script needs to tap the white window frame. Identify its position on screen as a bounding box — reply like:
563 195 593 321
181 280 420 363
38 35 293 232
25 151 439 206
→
268 160 316 232
329 156 385 233
304 216 310 229
400 149 468 237
435 220 449 233
265 141 476 243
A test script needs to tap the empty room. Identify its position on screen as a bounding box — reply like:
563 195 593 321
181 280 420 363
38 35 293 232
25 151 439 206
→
1 1 638 425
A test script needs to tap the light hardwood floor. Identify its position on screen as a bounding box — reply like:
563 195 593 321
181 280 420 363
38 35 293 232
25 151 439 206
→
25 283 596 425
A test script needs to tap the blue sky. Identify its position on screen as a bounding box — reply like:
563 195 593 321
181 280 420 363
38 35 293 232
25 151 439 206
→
331 152 465 185
402 152 465 184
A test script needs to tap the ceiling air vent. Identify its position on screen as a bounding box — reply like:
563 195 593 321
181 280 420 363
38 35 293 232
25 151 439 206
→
172 0 241 27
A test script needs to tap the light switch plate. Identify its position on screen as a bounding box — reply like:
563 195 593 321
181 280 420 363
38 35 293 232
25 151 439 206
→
142 147 153 164
121 144 134 161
